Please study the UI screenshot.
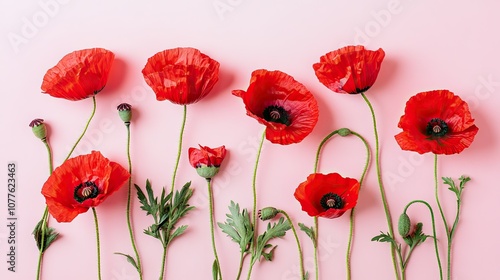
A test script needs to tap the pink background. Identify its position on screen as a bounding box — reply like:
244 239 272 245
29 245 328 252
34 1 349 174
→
1 1 499 279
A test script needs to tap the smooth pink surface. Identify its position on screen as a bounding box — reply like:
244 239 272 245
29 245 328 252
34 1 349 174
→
1 1 499 279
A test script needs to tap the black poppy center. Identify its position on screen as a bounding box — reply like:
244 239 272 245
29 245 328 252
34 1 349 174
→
74 181 99 203
426 118 449 138
263 105 291 126
320 192 344 210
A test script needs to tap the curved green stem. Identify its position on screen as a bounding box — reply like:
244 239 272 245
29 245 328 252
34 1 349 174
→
433 154 451 280
171 105 187 194
65 95 97 161
36 140 54 280
279 210 305 280
92 207 102 280
251 131 266 250
361 93 399 280
346 132 371 280
207 179 223 280
403 200 443 280
125 124 143 279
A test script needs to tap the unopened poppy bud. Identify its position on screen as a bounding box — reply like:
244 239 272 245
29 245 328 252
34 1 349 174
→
29 119 47 141
117 103 132 125
338 128 352 137
258 207 279 221
398 213 411 237
196 166 220 179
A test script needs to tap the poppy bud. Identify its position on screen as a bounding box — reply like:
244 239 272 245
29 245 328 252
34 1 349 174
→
338 128 352 137
117 103 132 125
398 213 411 237
195 166 220 179
29 119 47 141
258 207 279 221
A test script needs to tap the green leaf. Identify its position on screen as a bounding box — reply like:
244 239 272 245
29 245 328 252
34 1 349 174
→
304 271 309 280
169 225 188 243
254 217 291 263
218 201 253 253
442 177 455 188
459 176 471 188
212 259 220 280
298 223 316 245
32 220 59 252
114 252 139 271
371 232 396 245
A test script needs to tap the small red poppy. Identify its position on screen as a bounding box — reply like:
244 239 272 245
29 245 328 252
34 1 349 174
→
41 151 130 222
313 45 385 94
189 145 226 179
395 90 479 155
41 48 115 101
294 173 360 219
232 69 319 145
142 47 220 105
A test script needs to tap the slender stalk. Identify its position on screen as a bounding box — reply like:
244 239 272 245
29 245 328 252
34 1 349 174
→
245 130 266 280
171 105 187 193
403 200 443 280
251 130 266 237
35 208 49 280
36 140 54 280
65 95 97 161
246 261 256 280
235 252 246 280
159 245 168 280
361 93 399 280
346 132 371 280
313 217 319 280
279 210 305 279
433 154 451 280
92 207 102 280
207 179 223 280
124 124 143 279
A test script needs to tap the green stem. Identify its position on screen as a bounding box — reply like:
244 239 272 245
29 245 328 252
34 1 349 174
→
246 259 256 280
159 245 168 280
279 210 305 280
403 200 443 280
36 140 54 280
125 124 143 279
35 208 49 280
361 93 399 280
433 154 451 280
171 105 187 194
207 179 223 280
65 95 97 161
235 252 246 280
92 207 102 280
249 130 266 278
313 217 319 280
346 132 371 280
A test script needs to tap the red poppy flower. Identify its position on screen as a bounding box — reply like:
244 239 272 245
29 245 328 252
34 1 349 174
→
232 69 319 145
142 47 220 105
41 151 130 222
41 48 115 101
294 173 360 219
189 145 226 179
395 90 479 155
313 45 385 94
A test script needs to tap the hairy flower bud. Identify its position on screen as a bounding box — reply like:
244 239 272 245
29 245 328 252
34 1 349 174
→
258 207 279 221
337 128 352 137
398 213 411 237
